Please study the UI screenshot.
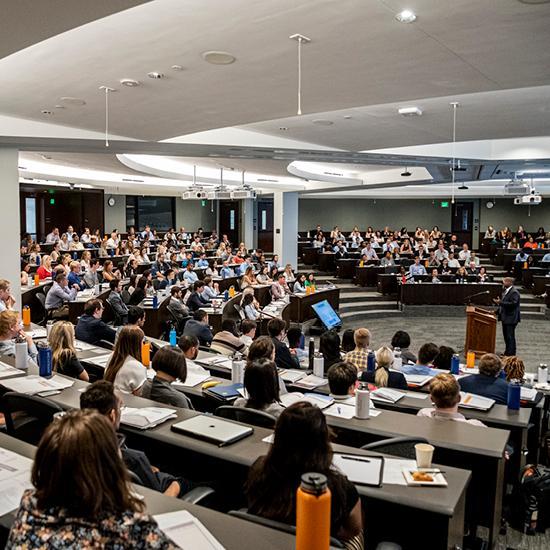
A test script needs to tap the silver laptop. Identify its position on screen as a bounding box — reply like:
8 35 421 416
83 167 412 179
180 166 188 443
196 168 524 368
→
171 415 253 447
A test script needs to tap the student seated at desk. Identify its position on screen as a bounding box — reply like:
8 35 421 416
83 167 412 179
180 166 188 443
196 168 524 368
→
67 261 86 291
241 266 257 289
502 355 534 389
418 374 486 426
0 279 15 312
391 330 416 365
0 310 38 368
344 328 370 371
45 273 79 320
286 327 308 362
108 279 129 325
240 319 257 348
50 321 89 381
75 299 116 346
6 409 176 549
211 319 248 356
183 263 198 285
234 358 284 418
432 346 455 371
242 292 261 321
245 402 363 545
271 273 290 300
293 274 307 293
83 258 100 289
141 346 193 409
182 309 213 347
459 353 509 405
187 281 210 312
328 361 357 399
360 346 408 390
128 276 149 306
256 265 272 284
431 268 441 283
320 330 342 374
104 326 147 396
36 255 53 280
201 276 219 301
397 342 439 376
268 319 299 370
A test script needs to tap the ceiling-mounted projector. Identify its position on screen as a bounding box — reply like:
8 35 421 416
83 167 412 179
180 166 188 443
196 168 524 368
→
504 182 529 196
182 190 208 199
514 194 542 205
398 106 422 116
207 190 232 200
231 189 257 199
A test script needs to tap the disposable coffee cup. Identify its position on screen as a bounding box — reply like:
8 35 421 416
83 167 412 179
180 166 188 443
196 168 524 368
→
524 373 535 385
415 443 435 469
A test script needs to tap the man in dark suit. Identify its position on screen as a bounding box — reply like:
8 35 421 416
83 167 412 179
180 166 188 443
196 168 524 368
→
182 309 213 346
75 299 116 346
493 277 520 356
108 279 128 325
459 353 508 405
267 318 300 370
187 281 209 312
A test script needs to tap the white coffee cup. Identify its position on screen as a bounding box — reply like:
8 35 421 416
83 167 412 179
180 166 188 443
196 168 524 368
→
415 443 435 469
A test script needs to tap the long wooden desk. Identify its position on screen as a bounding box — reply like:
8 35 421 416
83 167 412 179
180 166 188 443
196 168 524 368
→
399 282 501 306
281 287 340 324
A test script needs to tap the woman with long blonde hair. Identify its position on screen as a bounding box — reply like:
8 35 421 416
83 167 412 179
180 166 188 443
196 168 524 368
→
360 345 408 390
104 326 146 395
49 321 89 381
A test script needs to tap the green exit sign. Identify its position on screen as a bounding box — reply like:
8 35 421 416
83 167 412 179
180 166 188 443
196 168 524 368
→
201 200 206 207
49 198 55 205
441 201 449 208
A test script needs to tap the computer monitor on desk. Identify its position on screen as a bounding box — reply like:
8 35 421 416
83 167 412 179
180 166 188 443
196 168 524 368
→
311 299 341 330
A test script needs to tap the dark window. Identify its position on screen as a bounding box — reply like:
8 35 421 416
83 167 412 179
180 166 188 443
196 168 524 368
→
126 196 174 231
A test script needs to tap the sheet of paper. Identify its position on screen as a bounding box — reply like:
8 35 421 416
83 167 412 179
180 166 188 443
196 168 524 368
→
520 387 538 401
121 407 177 429
333 453 384 486
154 510 225 550
1 375 74 395
173 371 211 388
382 458 418 486
24 327 47 339
403 374 433 386
74 340 98 351
403 391 429 400
262 434 275 444
0 448 34 515
324 403 356 419
82 354 112 368
293 374 326 389
0 361 24 379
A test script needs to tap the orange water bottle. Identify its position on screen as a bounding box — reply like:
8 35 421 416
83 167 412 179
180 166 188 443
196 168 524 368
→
523 261 528 269
22 306 31 326
229 285 235 298
296 472 331 550
33 274 40 286
141 342 151 367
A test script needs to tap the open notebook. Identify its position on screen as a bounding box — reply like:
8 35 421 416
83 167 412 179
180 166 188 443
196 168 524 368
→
459 392 495 411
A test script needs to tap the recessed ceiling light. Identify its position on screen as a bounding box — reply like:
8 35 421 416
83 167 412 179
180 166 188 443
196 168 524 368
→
202 51 236 65
395 9 417 23
120 78 141 87
59 96 86 106
171 65 185 71
312 119 334 126
41 110 53 115
398 106 423 116
279 126 289 131
147 72 165 79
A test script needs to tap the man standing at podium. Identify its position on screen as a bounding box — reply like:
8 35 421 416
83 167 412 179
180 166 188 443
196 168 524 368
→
493 277 520 356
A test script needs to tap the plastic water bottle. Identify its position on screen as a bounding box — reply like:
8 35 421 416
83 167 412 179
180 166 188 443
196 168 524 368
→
367 351 375 373
451 354 460 375
231 353 245 385
296 473 331 550
169 327 177 346
308 337 315 370
152 293 158 309
37 342 53 378
507 380 521 410
313 351 324 378
355 383 370 419
538 363 548 384
393 347 402 370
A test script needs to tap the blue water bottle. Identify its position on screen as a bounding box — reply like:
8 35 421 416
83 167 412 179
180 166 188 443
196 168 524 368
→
72 251 77 260
367 351 375 373
451 354 460 375
507 380 521 410
224 289 229 301
169 327 177 346
152 294 159 309
38 343 53 378
109 248 114 257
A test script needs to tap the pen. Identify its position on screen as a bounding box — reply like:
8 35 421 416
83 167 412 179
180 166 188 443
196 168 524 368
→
337 407 342 414
340 455 371 463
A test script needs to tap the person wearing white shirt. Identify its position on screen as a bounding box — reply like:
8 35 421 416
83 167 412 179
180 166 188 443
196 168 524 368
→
469 251 480 266
201 277 219 301
106 231 119 250
0 279 15 312
447 253 460 268
65 226 75 240
240 319 256 347
58 234 70 251
458 243 471 262
434 244 449 262
104 326 147 395
45 228 60 244
80 228 91 244
360 244 378 261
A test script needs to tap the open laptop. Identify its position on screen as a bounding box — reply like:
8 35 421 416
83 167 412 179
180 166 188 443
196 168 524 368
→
171 415 253 447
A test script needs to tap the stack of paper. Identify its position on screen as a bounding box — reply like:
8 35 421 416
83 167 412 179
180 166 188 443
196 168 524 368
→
459 392 495 410
82 354 112 368
0 361 24 379
24 327 47 339
280 392 334 409
520 387 538 402
197 356 233 371
173 370 211 388
370 388 405 403
279 369 306 384
1 375 74 395
74 340 98 351
154 510 225 550
293 374 327 389
403 374 433 387
0 448 33 516
121 407 177 429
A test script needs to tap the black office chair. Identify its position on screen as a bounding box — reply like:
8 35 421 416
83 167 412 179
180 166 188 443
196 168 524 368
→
361 436 429 460
2 392 64 445
97 339 114 351
35 292 49 324
215 405 276 429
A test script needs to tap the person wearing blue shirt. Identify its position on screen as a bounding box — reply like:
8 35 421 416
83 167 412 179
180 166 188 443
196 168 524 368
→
67 261 86 291
515 250 530 262
220 261 235 279
183 265 198 285
459 353 508 405
408 257 427 277
201 277 219 301
397 342 439 376
196 254 210 268
238 257 253 276
542 252 550 263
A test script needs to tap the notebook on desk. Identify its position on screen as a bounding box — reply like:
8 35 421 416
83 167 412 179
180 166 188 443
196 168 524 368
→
171 416 253 447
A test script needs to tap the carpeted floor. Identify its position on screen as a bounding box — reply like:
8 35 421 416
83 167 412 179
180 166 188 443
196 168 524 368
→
344 315 550 373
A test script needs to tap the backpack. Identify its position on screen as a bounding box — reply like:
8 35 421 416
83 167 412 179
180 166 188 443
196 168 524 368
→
508 464 550 534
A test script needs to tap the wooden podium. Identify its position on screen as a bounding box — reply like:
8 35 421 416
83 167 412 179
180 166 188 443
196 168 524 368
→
465 306 497 357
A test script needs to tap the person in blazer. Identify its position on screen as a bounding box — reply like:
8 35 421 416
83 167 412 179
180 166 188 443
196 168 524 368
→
267 318 299 370
182 309 213 346
493 277 520 356
108 279 129 325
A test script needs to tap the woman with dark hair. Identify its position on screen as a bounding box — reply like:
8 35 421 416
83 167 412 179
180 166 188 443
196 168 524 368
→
246 402 363 544
128 276 148 306
7 410 175 548
432 346 456 371
141 346 193 408
234 359 283 418
304 272 316 289
391 330 416 364
340 329 355 353
241 292 261 321
104 326 146 395
319 330 342 374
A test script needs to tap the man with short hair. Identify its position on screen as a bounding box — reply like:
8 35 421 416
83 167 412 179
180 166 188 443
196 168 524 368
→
327 362 358 400
67 261 86 290
344 328 371 371
168 286 190 330
360 243 378 261
267 318 299 370
108 279 128 325
75 299 116 345
398 343 439 376
45 273 79 318
182 309 212 346
83 258 100 288
80 227 91 244
240 319 257 347
0 280 15 312
493 276 520 356
196 253 209 269
271 274 290 300
408 257 427 277
459 353 509 405
447 252 461 268
178 334 200 360
45 227 60 243
434 242 449 263
127 306 146 328
80 381 184 497
458 243 471 263
220 260 235 279
187 281 209 312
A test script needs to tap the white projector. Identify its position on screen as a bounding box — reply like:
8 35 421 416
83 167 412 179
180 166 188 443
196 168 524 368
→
231 189 257 199
206 190 232 200
504 183 529 196
514 195 542 205
182 190 208 199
